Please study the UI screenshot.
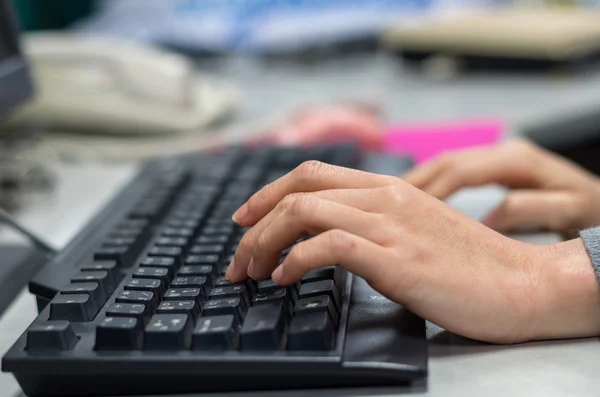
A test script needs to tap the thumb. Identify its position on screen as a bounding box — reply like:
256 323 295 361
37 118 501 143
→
482 190 580 233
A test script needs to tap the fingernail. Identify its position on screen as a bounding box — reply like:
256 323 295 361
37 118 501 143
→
232 203 248 224
272 265 284 282
247 257 255 278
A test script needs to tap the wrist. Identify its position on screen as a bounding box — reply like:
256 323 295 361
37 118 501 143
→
529 238 600 340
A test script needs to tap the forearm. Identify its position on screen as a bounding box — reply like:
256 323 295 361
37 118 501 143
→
530 238 600 340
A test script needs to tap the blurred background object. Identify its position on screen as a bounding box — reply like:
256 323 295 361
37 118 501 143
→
11 0 94 30
383 5 600 73
8 32 239 136
6 0 600 169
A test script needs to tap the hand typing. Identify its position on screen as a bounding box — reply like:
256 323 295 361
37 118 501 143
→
226 160 600 343
403 139 600 234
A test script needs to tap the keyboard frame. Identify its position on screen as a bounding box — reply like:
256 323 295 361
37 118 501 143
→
2 151 427 396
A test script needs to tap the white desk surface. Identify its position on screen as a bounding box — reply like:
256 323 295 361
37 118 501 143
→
0 161 597 397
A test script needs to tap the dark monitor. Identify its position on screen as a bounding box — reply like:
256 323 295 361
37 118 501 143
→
0 0 33 123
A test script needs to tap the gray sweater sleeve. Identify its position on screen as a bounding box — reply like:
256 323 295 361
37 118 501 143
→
580 226 600 280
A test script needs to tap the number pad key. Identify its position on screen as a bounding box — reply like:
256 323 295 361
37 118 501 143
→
240 302 286 351
116 290 157 312
210 285 249 308
106 303 150 321
133 267 171 284
298 280 341 312
95 317 143 350
178 265 214 279
294 295 339 329
192 315 238 350
49 294 97 322
124 278 164 295
157 300 201 321
254 288 293 317
164 288 205 304
189 245 224 255
203 298 245 327
144 314 192 350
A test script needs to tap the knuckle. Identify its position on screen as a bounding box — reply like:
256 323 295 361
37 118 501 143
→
280 193 302 210
289 193 318 217
256 232 270 250
287 244 305 264
380 184 404 200
327 229 355 252
295 160 327 181
237 234 255 254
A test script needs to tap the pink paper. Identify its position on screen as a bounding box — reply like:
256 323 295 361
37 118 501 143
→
384 119 504 164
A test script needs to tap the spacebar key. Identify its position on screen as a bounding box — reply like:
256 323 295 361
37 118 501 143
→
240 301 286 351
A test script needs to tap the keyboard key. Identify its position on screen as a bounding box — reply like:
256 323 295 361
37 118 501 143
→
133 267 171 284
193 315 238 350
196 235 229 244
299 280 341 312
49 294 97 322
301 267 336 284
71 270 113 298
61 282 106 308
116 290 157 312
178 265 213 279
240 301 286 351
94 246 130 266
288 311 335 351
162 228 194 238
190 245 225 255
106 302 149 320
210 285 249 308
124 278 164 295
167 219 200 229
119 219 149 229
164 288 204 304
203 225 234 235
257 279 284 294
148 246 183 262
80 261 119 286
110 228 141 239
203 298 245 327
295 295 339 329
170 277 209 296
157 300 201 321
140 256 176 268
95 317 142 350
185 255 219 265
254 288 293 316
214 276 235 287
103 238 137 250
144 314 192 350
155 237 188 248
26 321 78 350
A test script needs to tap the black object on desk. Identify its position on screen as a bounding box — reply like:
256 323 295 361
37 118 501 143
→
0 244 47 316
2 143 427 396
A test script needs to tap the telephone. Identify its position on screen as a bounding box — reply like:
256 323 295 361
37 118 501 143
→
8 32 238 136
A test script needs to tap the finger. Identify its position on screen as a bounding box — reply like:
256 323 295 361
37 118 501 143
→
410 140 550 200
232 161 399 226
271 229 395 286
482 191 581 233
228 192 389 282
249 195 387 280
401 157 448 188
226 188 387 282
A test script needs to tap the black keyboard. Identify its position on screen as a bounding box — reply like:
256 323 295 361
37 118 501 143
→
2 144 427 397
